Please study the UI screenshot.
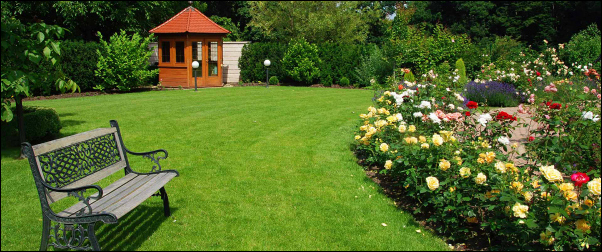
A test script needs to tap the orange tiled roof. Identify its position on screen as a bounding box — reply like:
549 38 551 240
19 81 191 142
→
150 6 230 34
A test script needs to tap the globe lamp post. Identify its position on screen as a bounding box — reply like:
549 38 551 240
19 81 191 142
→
264 59 271 88
192 61 199 91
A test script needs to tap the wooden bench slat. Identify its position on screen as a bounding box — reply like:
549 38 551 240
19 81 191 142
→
32 127 117 156
105 173 177 219
57 173 139 218
90 174 157 213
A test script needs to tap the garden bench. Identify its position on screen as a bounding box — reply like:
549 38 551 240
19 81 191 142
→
22 120 179 251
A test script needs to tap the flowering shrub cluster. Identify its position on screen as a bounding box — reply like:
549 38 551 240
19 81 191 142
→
353 78 601 250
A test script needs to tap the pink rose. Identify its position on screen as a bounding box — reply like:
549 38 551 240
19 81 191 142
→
518 104 529 114
592 89 597 94
435 110 446 119
545 115 550 119
584 86 590 93
550 87 558 92
598 94 601 100
445 112 462 121
544 86 551 92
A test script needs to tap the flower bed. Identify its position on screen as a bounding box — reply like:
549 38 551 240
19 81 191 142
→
353 77 601 250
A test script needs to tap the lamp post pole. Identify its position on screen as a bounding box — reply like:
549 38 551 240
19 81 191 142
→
192 61 199 91
264 59 271 88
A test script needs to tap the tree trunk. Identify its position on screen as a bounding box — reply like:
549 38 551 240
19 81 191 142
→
15 95 26 159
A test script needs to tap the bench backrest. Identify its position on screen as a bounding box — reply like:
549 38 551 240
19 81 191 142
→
30 127 127 203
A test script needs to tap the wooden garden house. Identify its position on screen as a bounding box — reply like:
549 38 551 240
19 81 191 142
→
150 6 230 88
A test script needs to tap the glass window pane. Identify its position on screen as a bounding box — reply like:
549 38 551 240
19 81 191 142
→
209 42 218 76
191 41 202 77
161 41 170 63
175 41 184 63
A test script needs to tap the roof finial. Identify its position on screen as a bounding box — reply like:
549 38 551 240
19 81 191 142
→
188 1 192 6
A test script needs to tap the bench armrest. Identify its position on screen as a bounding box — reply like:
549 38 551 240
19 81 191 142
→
43 183 104 217
126 148 168 173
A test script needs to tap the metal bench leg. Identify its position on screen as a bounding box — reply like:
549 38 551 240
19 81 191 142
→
40 216 50 251
87 222 100 251
160 187 171 217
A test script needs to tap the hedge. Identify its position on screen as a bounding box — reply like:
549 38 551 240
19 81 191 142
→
1 106 62 147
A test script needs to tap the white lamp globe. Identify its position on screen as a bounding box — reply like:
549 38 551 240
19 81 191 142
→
192 61 199 69
264 59 271 67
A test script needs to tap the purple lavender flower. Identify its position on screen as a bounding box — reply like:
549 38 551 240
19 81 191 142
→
462 81 520 107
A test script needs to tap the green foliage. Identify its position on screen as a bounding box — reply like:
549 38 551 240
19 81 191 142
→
317 43 364 85
455 59 468 86
353 44 393 88
282 38 321 85
321 75 333 87
1 106 61 146
268 76 279 85
247 1 381 43
59 40 102 92
238 42 287 83
210 15 242 42
565 23 601 70
404 70 415 83
1 10 77 123
339 77 350 86
94 30 158 92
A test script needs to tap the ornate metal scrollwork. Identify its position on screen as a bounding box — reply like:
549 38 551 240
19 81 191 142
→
38 134 121 188
142 152 166 172
68 190 93 217
48 222 97 251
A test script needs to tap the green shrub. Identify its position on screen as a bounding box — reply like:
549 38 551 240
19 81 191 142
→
565 23 601 71
282 38 321 85
317 43 364 85
1 106 61 147
239 42 288 83
269 76 279 85
353 44 393 88
321 75 333 87
339 77 350 86
455 58 468 86
60 40 102 92
404 70 415 83
95 30 158 92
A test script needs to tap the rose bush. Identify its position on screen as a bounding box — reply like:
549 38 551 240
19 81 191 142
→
353 75 601 250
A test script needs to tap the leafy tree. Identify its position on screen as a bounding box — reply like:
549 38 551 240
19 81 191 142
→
246 1 381 43
210 15 242 41
1 8 77 157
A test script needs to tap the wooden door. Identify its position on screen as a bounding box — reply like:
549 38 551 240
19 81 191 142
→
204 39 222 87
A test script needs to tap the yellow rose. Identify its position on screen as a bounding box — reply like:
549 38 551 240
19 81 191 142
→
587 178 601 196
359 125 368 131
584 199 593 207
449 187 456 193
380 143 389 152
541 192 551 200
550 213 566 224
506 162 518 173
421 143 430 149
377 107 390 115
449 136 457 142
408 125 416 132
386 100 392 105
439 131 453 141
459 167 471 178
522 191 533 201
485 190 500 199
419 136 427 143
558 183 574 192
475 173 487 185
511 143 518 149
495 161 507 173
481 141 491 149
511 181 524 192
477 157 486 164
426 176 439 191
540 231 555 246
485 152 496 163
384 160 392 170
386 115 397 123
375 119 388 128
384 91 391 96
575 219 590 232
466 217 478 223
410 137 418 144
355 135 361 140
377 96 384 102
439 159 451 171
399 124 407 133
454 156 462 165
531 179 541 189
539 165 563 183
368 106 377 114
432 134 444 146
564 190 578 201
512 202 529 218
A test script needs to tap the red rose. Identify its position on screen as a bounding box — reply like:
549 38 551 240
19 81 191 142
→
571 172 590 187
546 101 551 106
549 103 561 109
441 96 446 100
398 84 404 90
496 111 517 121
527 78 531 83
528 136 535 142
466 101 478 109
536 71 541 76
465 111 471 116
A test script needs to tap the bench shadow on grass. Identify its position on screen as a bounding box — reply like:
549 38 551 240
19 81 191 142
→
93 205 179 251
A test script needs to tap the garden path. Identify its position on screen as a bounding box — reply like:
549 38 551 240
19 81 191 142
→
490 106 537 166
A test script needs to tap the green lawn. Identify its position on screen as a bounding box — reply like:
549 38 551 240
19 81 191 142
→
1 86 449 251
